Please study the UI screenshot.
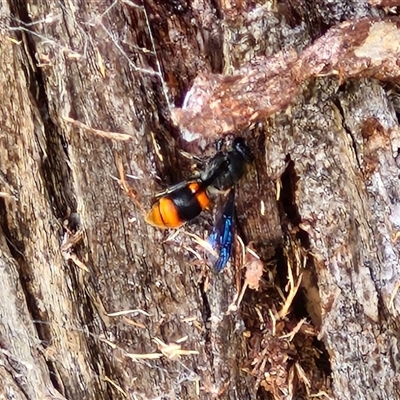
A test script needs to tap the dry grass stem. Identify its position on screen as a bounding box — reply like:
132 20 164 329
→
122 317 146 329
63 116 132 140
115 154 145 213
153 337 199 359
104 376 127 397
107 309 150 317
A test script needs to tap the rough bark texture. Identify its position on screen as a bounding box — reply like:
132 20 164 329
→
1 1 400 400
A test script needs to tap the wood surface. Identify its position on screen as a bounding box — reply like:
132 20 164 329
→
1 1 400 399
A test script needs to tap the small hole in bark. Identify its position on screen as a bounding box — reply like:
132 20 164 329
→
279 155 301 226
278 155 311 249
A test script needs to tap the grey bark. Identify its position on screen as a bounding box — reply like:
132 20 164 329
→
0 1 400 400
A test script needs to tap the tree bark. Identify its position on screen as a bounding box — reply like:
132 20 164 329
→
1 1 400 399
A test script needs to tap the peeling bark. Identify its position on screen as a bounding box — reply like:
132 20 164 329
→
173 17 400 147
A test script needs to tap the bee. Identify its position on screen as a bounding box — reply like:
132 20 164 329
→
145 138 254 242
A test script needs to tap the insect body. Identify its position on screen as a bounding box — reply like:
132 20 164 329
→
145 160 229 229
145 138 253 234
201 137 254 192
145 180 211 229
206 138 253 271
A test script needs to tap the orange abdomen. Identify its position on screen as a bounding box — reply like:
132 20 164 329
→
145 182 210 229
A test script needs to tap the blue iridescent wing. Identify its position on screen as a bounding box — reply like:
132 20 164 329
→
208 190 235 272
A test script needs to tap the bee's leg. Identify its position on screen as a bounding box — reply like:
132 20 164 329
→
154 180 192 197
216 138 224 152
